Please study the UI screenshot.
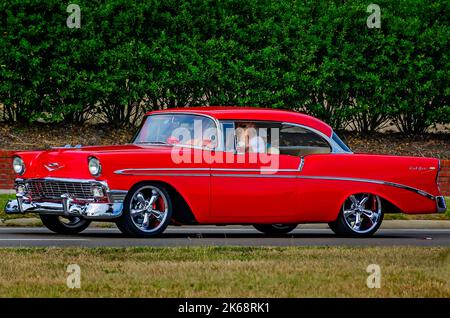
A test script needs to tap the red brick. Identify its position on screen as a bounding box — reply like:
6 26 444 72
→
441 178 450 184
0 151 14 157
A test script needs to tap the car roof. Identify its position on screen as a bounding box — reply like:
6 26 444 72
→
147 107 333 137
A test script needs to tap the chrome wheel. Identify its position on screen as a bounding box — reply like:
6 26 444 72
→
129 185 169 233
342 193 382 234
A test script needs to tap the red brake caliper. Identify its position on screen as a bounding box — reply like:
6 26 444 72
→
152 197 164 224
371 195 376 211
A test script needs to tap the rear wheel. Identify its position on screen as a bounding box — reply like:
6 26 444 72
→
116 183 172 237
328 193 383 237
40 215 91 234
253 224 297 235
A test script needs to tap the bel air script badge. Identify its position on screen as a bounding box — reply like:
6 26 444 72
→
409 166 436 171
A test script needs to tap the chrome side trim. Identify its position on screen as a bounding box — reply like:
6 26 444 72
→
114 168 435 200
297 176 435 200
212 168 298 172
116 168 210 174
115 167 302 175
116 172 210 177
211 174 296 179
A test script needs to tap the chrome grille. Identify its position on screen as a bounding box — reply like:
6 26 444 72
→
26 179 93 200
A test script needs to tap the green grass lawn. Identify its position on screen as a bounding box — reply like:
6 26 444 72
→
0 193 16 220
0 246 448 297
0 193 38 221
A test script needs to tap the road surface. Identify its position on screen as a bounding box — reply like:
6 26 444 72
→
0 225 449 247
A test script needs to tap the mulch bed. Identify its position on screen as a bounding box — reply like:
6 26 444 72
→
1 123 449 159
341 132 450 159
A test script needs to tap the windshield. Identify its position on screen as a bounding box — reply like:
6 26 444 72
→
332 132 352 152
133 114 218 149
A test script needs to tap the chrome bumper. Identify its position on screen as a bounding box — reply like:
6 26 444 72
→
5 197 123 220
4 179 126 220
436 196 447 214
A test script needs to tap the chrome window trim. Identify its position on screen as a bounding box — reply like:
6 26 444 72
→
331 132 352 153
220 120 237 153
136 112 223 151
138 114 350 154
298 157 305 171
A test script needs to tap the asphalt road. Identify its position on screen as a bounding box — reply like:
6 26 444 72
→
0 225 449 247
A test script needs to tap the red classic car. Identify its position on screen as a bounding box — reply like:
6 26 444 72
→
5 107 447 237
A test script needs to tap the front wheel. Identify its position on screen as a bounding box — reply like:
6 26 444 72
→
328 193 384 237
40 215 91 234
116 183 172 237
253 224 298 235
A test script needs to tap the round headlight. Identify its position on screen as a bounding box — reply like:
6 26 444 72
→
88 157 101 176
13 156 25 175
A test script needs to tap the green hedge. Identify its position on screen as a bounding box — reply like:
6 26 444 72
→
0 0 449 133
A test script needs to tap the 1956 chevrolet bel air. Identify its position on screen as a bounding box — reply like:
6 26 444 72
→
4 107 447 237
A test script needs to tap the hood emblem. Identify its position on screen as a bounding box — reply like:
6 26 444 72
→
45 162 64 171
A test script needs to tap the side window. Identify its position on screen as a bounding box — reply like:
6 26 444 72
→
233 121 280 154
278 124 331 156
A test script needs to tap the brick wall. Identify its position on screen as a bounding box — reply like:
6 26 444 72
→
0 150 449 195
439 160 450 196
0 150 14 190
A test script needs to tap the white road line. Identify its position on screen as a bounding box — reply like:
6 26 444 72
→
0 239 89 241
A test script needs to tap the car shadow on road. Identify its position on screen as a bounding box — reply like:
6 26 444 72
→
3 230 413 240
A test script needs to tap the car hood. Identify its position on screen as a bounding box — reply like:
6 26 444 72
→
15 144 173 179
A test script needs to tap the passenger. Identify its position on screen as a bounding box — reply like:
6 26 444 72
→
236 122 266 153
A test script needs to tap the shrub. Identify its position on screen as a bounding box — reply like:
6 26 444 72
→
0 0 448 131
